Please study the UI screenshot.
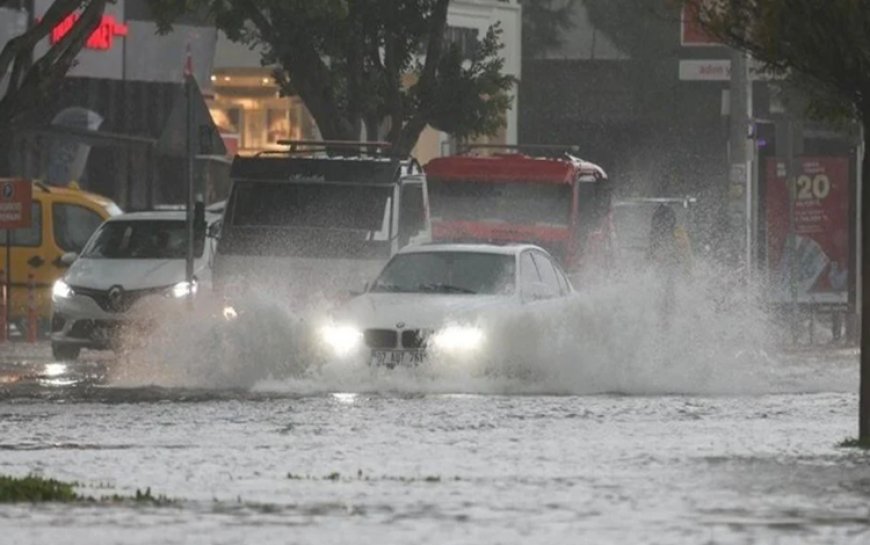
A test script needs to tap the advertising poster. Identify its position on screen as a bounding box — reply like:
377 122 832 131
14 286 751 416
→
765 157 852 307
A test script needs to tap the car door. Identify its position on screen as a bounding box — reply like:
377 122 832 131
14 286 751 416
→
520 250 557 303
531 251 567 297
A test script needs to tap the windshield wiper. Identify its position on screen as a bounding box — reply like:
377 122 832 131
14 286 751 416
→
371 283 406 293
417 283 476 294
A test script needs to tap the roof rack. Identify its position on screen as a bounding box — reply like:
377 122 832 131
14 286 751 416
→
262 139 394 157
457 143 581 157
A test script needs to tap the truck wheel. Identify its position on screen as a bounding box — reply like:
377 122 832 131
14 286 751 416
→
52 343 81 361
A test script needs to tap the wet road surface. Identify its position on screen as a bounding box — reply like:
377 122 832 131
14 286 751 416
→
0 346 867 544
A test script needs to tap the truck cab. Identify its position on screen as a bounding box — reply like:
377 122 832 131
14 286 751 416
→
214 142 430 307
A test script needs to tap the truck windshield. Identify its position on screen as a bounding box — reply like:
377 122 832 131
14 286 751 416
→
82 220 204 259
220 180 393 258
429 181 572 225
230 181 391 231
371 252 515 295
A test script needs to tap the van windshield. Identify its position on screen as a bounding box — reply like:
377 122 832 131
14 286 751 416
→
82 220 204 259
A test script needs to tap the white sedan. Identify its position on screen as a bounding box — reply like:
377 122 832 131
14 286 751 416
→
318 243 574 369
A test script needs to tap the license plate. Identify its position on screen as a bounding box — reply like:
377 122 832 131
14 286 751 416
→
370 350 425 369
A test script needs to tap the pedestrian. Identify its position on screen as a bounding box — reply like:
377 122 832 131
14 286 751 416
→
646 204 692 327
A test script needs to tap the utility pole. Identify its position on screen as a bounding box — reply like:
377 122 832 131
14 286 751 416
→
727 49 754 274
860 120 869 440
184 45 195 310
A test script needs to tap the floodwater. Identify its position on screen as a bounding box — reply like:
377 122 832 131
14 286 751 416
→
1 271 868 544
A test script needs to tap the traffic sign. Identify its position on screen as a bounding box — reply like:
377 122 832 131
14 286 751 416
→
0 179 32 229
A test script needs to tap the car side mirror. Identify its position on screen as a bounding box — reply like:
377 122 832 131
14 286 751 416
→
523 282 557 302
349 281 369 297
59 252 78 267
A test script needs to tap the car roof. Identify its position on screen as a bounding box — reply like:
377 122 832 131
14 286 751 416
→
107 210 222 223
397 242 546 257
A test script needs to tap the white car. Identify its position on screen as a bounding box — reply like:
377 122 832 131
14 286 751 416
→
50 210 221 360
318 243 574 369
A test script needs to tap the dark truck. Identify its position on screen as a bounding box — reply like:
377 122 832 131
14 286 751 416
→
213 142 430 308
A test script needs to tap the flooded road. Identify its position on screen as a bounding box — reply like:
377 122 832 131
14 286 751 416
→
0 347 867 544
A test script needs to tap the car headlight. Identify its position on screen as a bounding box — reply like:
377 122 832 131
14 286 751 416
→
52 280 73 300
319 324 363 356
169 280 198 299
430 325 485 353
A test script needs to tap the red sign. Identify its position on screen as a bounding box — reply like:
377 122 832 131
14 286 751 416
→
0 179 33 230
50 14 128 51
765 157 852 306
681 0 721 46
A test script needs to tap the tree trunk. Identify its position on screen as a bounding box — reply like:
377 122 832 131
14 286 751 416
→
860 114 870 440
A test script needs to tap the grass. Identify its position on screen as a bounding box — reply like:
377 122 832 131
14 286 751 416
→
0 475 173 505
0 475 78 503
839 437 870 449
286 470 454 484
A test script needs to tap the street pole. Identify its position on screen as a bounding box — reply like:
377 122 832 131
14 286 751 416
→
859 120 869 440
728 49 753 274
184 53 195 310
785 116 799 344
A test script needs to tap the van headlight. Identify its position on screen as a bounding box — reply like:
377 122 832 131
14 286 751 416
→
169 280 198 299
430 325 485 353
319 324 363 356
52 280 73 300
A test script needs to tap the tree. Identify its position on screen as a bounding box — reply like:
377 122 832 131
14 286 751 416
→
695 0 870 440
150 0 517 156
0 0 109 175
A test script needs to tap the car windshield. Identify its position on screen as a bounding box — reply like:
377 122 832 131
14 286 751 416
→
429 180 572 225
81 220 204 259
371 251 515 295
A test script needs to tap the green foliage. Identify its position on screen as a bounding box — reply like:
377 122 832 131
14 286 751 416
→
423 25 516 141
147 0 516 154
839 437 870 450
0 475 78 503
0 474 174 505
695 0 870 121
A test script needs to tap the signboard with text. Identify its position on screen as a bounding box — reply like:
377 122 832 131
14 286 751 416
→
0 179 32 230
765 157 852 307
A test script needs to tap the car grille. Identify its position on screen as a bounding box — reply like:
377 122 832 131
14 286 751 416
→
364 329 398 349
364 328 430 349
401 329 429 349
68 319 119 340
72 285 166 313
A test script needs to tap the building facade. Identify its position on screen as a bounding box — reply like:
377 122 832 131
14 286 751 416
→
210 0 522 163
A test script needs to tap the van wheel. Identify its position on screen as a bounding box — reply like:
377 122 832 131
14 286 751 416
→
52 343 81 361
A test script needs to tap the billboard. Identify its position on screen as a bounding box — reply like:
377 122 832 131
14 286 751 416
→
765 157 852 307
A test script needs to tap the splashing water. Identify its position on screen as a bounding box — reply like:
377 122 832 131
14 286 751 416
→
110 259 852 396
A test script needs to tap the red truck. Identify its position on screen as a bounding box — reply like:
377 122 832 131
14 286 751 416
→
424 145 614 275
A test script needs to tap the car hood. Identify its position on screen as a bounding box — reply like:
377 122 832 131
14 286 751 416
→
65 258 208 291
334 292 512 330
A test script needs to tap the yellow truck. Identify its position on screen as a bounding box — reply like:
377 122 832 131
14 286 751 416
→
0 181 121 334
